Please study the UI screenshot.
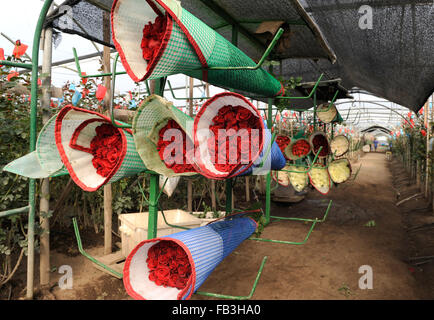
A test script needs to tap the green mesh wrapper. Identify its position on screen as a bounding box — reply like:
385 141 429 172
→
55 105 146 192
132 94 197 177
3 114 68 178
112 0 284 97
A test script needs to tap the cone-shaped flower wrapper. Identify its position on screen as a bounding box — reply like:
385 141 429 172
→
193 92 264 179
328 158 352 184
55 105 147 191
284 137 311 161
111 0 284 97
235 121 286 176
272 165 291 187
308 165 331 195
316 103 337 124
4 114 68 178
123 216 257 300
275 135 291 160
132 95 197 177
288 165 309 192
309 131 330 159
330 135 350 157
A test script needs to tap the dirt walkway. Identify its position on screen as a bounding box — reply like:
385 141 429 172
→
7 152 432 300
193 153 429 300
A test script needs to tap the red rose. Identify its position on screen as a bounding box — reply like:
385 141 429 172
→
147 241 191 289
107 149 119 164
155 266 170 279
217 105 232 117
236 107 252 121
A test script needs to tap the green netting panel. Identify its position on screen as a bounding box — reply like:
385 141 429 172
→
132 94 197 177
111 0 284 97
3 114 69 178
182 10 283 97
55 105 147 192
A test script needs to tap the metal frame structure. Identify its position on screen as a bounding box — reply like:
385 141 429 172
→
0 0 343 300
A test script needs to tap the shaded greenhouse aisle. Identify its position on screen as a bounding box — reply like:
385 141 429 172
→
12 152 429 300
193 153 428 300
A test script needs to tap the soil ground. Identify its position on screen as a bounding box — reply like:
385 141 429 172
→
2 152 433 300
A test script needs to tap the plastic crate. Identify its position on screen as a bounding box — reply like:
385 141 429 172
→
118 210 202 257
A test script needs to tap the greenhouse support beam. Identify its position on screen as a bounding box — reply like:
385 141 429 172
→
110 54 132 128
265 97 273 224
146 77 166 239
0 60 33 69
72 218 123 278
27 0 54 300
0 206 30 219
195 256 267 300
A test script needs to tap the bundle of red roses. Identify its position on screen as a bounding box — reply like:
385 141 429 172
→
157 119 196 173
90 124 122 177
275 135 291 159
141 14 168 68
147 241 191 290
292 139 311 157
207 105 262 173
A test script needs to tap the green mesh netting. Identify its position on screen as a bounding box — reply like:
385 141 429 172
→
112 0 283 97
132 94 197 177
3 114 68 178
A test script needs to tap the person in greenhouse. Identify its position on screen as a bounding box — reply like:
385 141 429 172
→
373 139 379 152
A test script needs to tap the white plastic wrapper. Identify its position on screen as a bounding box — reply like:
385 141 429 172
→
308 166 330 194
328 159 351 184
288 165 308 192
330 135 349 157
159 175 180 198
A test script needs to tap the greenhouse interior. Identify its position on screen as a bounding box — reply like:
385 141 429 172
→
0 0 433 304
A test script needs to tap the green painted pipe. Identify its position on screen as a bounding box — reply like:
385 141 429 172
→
270 199 332 223
249 220 318 245
276 73 324 100
72 47 126 78
0 60 32 69
72 218 123 278
110 53 132 129
195 256 267 300
26 0 54 300
280 146 323 174
0 206 30 219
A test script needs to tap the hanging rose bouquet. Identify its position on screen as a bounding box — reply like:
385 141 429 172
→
291 139 311 157
207 105 262 174
275 135 291 159
147 241 191 289
157 119 196 173
141 14 168 69
90 123 123 177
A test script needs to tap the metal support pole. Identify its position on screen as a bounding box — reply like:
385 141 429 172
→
103 11 113 255
225 180 232 214
265 97 273 224
187 77 194 213
147 174 159 239
27 0 54 300
39 18 53 287
147 77 166 238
